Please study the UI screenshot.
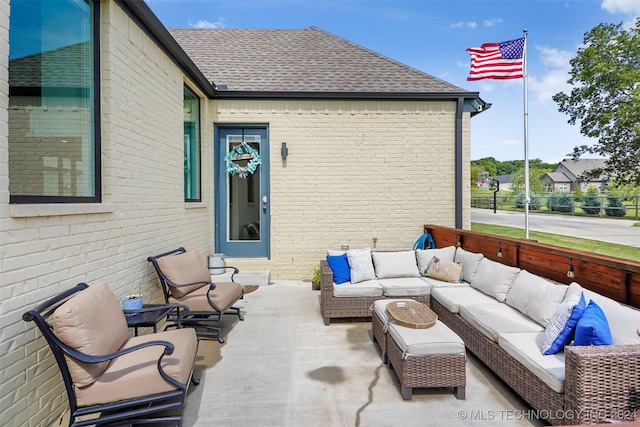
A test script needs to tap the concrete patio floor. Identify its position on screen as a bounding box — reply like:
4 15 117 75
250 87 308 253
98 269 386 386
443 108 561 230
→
182 280 547 427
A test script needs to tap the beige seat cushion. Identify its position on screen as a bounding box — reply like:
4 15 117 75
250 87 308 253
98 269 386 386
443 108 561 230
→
378 278 431 297
75 328 198 407
387 321 465 356
431 286 502 314
459 303 544 342
169 281 243 312
333 280 383 298
155 250 209 298
53 283 129 387
372 298 417 324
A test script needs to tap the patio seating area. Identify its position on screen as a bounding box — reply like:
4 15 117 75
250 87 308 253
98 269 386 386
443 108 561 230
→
176 280 546 426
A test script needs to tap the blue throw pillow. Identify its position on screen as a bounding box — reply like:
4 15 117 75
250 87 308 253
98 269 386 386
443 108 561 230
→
574 300 613 346
542 292 586 355
326 254 350 284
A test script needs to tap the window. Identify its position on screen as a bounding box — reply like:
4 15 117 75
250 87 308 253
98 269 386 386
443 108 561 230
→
8 0 100 203
183 86 201 201
558 183 568 192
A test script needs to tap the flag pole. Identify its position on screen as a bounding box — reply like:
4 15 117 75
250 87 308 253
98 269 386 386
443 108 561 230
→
523 29 530 239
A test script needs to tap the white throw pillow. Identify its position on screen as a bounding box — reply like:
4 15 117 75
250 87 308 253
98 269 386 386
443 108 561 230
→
470 258 520 302
453 248 484 283
371 251 420 279
346 248 376 284
416 246 456 275
506 270 568 327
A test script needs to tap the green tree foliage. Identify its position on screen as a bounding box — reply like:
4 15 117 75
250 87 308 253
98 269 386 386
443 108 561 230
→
552 18 640 185
515 191 542 210
547 192 574 212
605 195 627 217
509 166 547 196
582 186 602 215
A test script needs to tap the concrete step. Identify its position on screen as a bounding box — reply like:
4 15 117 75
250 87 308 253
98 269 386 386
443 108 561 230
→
210 270 271 287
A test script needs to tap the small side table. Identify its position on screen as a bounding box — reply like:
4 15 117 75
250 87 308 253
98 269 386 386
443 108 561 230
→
124 304 184 336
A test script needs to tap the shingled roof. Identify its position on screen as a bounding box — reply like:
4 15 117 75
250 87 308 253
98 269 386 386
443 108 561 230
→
168 26 471 97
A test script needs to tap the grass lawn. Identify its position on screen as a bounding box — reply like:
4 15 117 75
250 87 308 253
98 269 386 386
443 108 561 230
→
471 222 640 262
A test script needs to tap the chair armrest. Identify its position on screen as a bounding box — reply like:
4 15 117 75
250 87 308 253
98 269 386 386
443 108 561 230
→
219 265 239 281
320 260 334 297
565 344 640 423
58 339 176 365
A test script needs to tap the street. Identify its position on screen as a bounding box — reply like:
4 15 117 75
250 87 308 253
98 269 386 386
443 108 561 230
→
471 208 640 248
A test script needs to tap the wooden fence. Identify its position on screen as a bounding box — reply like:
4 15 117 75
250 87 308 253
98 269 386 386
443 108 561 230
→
424 224 640 309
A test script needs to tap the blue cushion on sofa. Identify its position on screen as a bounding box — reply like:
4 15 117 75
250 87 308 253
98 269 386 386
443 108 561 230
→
542 292 586 355
326 254 350 284
574 300 612 346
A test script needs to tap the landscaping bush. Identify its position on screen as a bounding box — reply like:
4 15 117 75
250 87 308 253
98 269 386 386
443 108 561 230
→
515 192 541 210
605 195 627 217
547 192 574 212
581 187 602 215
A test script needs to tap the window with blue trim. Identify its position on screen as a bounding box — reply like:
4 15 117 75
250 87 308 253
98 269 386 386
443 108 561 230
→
183 86 201 201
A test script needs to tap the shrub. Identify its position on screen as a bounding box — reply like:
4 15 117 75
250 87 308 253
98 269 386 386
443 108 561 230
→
547 192 573 212
605 195 627 217
581 187 602 215
515 192 541 210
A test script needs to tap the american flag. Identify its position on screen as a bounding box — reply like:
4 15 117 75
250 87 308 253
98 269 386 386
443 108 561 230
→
466 37 525 81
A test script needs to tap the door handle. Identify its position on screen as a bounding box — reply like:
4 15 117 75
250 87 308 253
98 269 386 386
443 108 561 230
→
262 195 267 213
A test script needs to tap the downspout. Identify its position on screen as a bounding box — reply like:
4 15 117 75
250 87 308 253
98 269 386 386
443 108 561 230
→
455 97 464 229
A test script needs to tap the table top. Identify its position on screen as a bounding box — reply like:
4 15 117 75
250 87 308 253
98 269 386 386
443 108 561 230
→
124 304 175 327
387 300 438 329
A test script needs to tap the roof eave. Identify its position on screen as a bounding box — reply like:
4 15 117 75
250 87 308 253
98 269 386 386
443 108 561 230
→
116 0 217 98
215 89 488 102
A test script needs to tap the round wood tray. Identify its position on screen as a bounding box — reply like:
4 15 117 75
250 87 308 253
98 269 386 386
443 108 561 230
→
386 300 437 329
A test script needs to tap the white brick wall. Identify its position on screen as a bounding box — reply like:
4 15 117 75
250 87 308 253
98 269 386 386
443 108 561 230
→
0 1 472 425
212 99 471 280
0 2 212 426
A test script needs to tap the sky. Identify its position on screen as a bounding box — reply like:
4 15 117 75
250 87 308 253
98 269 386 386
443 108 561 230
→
144 0 640 164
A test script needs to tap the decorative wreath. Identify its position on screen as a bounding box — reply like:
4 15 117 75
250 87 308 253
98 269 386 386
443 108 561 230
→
224 142 262 178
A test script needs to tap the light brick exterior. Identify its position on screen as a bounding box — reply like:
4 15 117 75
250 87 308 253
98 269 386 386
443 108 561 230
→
0 1 471 425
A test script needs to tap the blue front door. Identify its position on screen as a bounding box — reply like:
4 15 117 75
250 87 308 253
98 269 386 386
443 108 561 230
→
215 126 270 258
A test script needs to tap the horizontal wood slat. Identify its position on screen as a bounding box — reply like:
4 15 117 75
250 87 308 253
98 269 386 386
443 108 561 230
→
424 224 640 308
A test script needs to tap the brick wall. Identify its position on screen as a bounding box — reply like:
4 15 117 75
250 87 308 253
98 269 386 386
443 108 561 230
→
211 99 471 280
0 2 212 425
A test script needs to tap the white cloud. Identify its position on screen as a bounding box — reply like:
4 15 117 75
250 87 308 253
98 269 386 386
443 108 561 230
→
189 18 226 29
528 45 573 106
501 138 522 147
601 0 640 15
484 18 503 27
451 21 477 29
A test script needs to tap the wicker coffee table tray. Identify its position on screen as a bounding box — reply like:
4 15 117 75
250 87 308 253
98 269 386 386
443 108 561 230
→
387 300 437 329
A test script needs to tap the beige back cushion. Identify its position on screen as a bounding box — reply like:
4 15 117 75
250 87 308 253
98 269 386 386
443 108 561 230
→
53 283 129 387
155 250 210 298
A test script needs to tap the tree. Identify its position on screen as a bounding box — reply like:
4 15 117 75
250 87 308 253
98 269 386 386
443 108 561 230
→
509 166 547 196
582 186 602 215
552 18 640 185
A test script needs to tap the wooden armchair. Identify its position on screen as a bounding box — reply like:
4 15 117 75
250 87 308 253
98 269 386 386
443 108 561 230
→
22 283 198 427
147 247 244 343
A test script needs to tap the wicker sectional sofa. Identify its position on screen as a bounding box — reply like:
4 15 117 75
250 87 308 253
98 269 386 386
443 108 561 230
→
320 246 640 425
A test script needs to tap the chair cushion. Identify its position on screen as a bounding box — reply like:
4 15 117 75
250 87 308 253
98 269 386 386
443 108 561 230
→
574 300 613 346
431 286 502 314
505 270 568 327
416 246 456 275
453 248 484 283
371 251 420 279
542 292 586 355
372 298 416 325
326 253 350 284
498 332 566 394
75 328 198 406
346 248 376 284
459 303 544 342
387 321 465 356
169 281 243 312
155 250 209 298
425 257 463 283
53 283 129 388
470 258 520 303
378 278 431 297
332 280 383 297
565 282 640 345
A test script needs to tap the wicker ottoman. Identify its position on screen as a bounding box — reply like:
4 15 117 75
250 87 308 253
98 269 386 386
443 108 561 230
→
387 320 466 400
372 299 416 364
